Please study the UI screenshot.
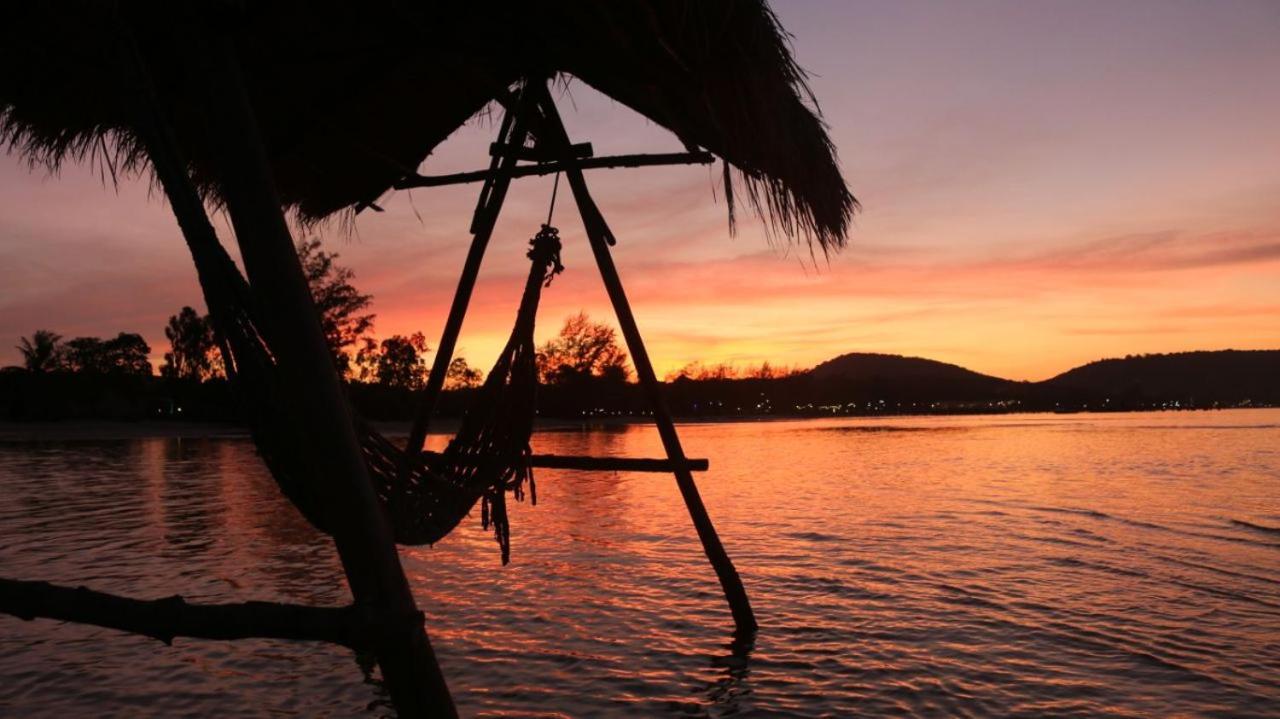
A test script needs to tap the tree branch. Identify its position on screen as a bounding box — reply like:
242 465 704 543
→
0 578 373 649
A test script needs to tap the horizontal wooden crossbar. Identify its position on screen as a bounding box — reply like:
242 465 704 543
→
393 151 715 189
422 451 708 473
489 141 593 162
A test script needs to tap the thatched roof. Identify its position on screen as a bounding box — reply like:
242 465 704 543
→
0 2 856 250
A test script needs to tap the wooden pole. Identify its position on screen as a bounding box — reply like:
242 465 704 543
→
393 151 715 189
1 578 369 650
530 85 758 634
423 451 709 473
192 37 455 717
405 88 532 454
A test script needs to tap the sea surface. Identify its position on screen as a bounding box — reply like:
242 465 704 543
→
1 410 1278 717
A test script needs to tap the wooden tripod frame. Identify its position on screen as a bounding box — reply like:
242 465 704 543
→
404 80 758 634
0 71 754 719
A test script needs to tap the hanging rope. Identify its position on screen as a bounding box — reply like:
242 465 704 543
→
546 171 561 226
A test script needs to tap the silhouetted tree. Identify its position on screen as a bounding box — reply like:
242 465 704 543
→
746 361 797 379
374 333 429 390
353 337 379 384
445 356 483 389
538 312 630 384
62 333 152 376
666 361 738 381
62 338 104 373
160 307 220 381
15 330 63 373
297 238 375 378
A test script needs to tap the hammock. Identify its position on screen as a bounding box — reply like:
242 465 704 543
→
190 220 562 564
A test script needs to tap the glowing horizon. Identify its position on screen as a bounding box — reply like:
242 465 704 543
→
2 1 1278 382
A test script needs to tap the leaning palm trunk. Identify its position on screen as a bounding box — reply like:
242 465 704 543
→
134 36 457 716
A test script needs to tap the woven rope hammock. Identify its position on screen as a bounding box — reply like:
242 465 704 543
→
192 213 561 564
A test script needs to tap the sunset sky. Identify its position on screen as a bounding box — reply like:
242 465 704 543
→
2 0 1278 381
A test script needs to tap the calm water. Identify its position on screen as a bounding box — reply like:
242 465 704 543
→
1 411 1278 717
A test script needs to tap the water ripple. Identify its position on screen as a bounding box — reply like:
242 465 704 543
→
1 411 1278 717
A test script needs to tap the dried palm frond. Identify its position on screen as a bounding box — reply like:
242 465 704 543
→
0 1 855 250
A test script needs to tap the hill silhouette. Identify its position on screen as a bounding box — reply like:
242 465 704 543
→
790 349 1278 411
1042 350 1279 405
804 352 1021 401
663 349 1277 416
804 349 1279 402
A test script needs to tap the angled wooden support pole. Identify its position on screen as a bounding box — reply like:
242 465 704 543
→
530 84 758 634
406 85 534 454
192 36 455 718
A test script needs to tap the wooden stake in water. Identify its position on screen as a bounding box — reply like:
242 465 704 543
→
530 82 759 635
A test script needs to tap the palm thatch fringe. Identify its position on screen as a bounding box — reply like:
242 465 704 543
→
0 1 855 251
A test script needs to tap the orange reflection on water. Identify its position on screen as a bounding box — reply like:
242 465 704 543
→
1 410 1278 716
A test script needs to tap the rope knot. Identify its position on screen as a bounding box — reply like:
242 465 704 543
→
528 224 565 286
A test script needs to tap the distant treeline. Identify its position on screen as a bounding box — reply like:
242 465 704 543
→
3 349 1275 423
0 306 639 422
1 239 640 422
5 239 1275 423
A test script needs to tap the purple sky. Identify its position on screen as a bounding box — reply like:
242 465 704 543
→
2 0 1278 379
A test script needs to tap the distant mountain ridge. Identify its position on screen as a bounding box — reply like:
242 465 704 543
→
804 352 1020 402
1043 350 1278 400
797 349 1279 407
